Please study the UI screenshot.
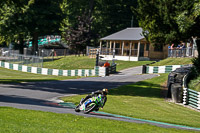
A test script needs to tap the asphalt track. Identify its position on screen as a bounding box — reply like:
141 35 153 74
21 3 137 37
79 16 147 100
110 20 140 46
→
0 66 200 131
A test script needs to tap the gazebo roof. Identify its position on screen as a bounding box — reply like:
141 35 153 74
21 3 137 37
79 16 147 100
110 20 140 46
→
100 27 145 41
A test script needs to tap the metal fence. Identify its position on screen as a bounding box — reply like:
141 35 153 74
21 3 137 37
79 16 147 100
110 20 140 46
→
168 48 198 57
24 48 72 57
183 73 200 110
1 53 43 68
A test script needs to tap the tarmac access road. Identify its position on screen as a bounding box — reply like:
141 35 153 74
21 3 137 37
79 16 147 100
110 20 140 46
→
1 66 199 131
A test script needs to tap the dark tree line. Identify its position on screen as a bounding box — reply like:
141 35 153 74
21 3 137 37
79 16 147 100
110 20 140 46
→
0 0 199 62
0 0 137 54
135 0 200 74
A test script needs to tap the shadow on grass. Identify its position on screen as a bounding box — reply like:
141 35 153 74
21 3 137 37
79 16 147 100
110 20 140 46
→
0 74 161 108
43 57 61 63
0 79 162 98
0 79 58 84
0 95 67 109
108 81 162 98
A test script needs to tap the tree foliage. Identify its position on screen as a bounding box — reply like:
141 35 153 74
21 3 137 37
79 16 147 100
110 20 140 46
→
0 0 64 54
61 0 138 48
64 12 93 55
135 0 198 44
0 0 138 54
135 0 200 74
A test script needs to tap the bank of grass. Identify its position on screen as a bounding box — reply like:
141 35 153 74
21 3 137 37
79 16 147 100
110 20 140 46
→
61 74 200 128
150 57 193 66
188 76 200 92
0 67 80 84
43 55 153 71
0 107 197 133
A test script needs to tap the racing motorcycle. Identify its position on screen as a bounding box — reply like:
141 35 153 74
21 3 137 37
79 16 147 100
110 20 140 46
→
75 94 106 114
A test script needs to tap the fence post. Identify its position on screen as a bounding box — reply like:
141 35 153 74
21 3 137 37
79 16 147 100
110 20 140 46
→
95 49 99 66
142 65 146 74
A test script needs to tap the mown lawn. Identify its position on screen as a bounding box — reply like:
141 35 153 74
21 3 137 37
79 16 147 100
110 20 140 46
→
0 67 80 83
61 74 200 128
0 107 197 133
43 55 153 71
150 57 193 66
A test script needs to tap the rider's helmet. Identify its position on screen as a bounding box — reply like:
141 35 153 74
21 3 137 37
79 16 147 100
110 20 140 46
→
102 88 108 95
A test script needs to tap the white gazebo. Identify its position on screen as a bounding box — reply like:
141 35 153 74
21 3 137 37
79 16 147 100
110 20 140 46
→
99 27 150 61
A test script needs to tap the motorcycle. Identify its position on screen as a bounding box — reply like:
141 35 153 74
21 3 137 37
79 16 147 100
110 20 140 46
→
75 94 106 114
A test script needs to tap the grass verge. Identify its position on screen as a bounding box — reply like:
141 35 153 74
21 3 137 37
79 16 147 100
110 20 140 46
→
150 58 193 66
0 107 197 133
0 67 80 84
61 74 200 128
42 55 153 71
188 75 200 92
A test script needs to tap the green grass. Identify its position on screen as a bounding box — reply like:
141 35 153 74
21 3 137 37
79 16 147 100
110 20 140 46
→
188 75 200 92
0 107 197 133
115 60 153 71
61 74 200 128
43 55 153 71
0 67 80 83
43 56 96 70
150 58 193 66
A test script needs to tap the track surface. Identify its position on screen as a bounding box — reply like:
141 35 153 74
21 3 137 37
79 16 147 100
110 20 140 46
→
0 66 200 131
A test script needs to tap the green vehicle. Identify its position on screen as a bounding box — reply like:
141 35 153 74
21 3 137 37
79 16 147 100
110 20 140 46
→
75 93 107 114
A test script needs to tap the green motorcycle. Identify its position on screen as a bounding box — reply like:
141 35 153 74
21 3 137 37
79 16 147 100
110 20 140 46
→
75 94 106 114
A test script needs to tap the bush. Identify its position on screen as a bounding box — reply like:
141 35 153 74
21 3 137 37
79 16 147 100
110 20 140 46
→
191 57 200 76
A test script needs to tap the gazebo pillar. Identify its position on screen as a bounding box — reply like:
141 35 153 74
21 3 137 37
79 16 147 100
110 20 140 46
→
113 41 116 57
129 42 132 56
122 41 124 56
137 41 141 57
113 41 116 49
109 41 112 55
106 41 108 55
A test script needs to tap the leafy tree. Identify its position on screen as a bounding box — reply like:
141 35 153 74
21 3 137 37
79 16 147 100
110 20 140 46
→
25 0 64 54
64 12 93 55
135 0 200 74
0 0 30 53
0 0 64 54
61 0 138 47
176 1 200 74
134 0 196 44
92 0 138 44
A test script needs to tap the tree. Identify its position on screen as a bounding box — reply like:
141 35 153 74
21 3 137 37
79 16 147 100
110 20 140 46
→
92 0 138 44
0 0 64 54
61 0 138 48
23 0 64 54
135 0 200 74
134 0 196 44
176 1 200 74
64 12 93 55
0 0 31 54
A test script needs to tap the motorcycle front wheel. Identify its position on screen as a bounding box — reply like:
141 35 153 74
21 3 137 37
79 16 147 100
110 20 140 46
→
75 104 81 112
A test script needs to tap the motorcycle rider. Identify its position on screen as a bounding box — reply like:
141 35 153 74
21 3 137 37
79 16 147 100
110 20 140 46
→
80 88 108 109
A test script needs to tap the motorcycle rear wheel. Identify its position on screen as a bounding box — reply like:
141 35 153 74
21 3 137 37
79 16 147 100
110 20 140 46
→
84 102 96 114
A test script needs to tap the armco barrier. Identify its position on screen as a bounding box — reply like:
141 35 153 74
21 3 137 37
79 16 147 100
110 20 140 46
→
0 61 116 77
146 65 183 73
183 73 200 110
183 88 200 110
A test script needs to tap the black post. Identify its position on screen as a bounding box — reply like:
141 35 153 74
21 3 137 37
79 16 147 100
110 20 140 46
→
142 65 146 74
95 49 99 66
